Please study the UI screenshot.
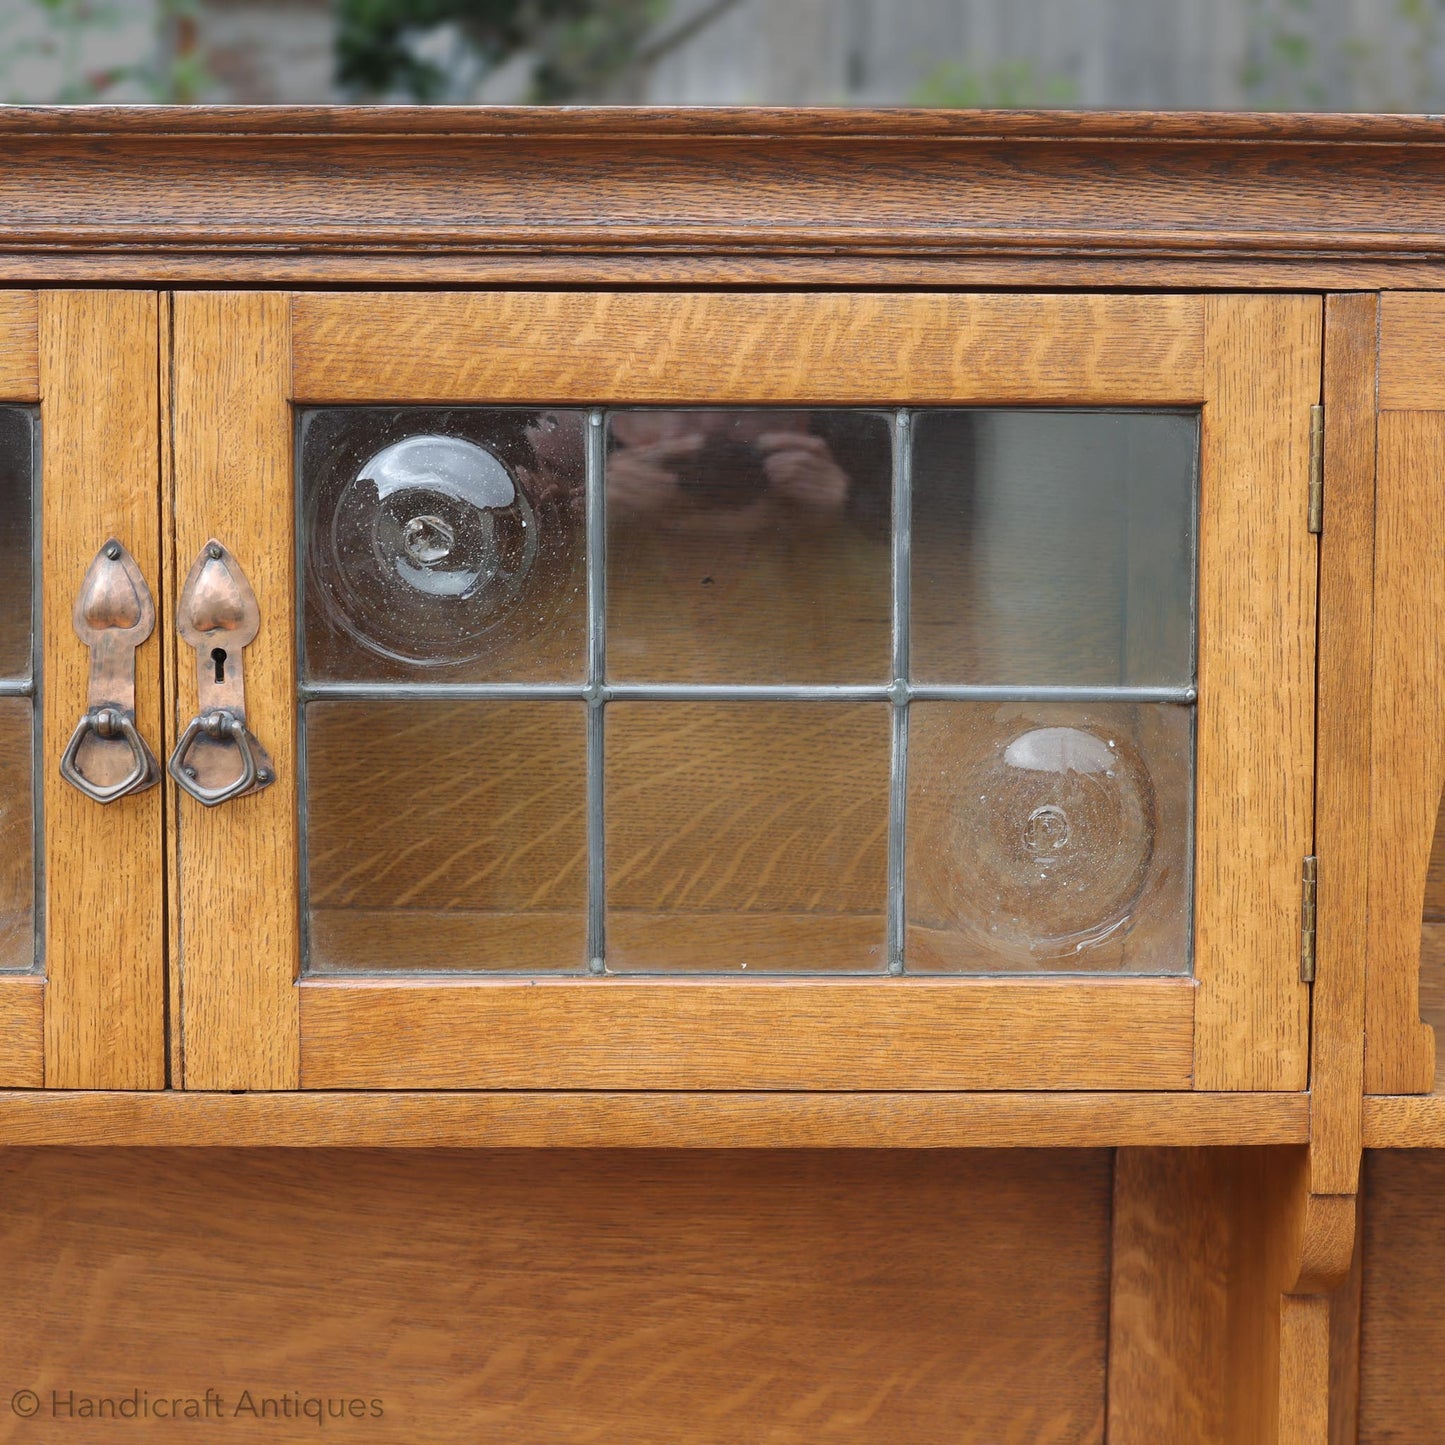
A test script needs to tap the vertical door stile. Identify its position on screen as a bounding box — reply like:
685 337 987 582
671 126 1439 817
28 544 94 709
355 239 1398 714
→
160 289 182 1088
39 290 166 1089
171 292 299 1091
1309 292 1379 1195
1193 296 1321 1091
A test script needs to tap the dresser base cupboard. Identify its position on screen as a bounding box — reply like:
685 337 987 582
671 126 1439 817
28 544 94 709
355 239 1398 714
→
5 107 1445 1440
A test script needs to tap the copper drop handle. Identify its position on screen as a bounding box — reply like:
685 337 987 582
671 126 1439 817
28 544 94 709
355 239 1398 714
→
59 539 161 805
168 540 275 808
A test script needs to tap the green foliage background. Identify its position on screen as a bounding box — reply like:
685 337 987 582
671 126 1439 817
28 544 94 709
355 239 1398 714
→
3 0 1445 108
335 0 664 100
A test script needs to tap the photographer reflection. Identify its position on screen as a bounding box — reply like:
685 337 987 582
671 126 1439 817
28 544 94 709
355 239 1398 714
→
605 410 891 682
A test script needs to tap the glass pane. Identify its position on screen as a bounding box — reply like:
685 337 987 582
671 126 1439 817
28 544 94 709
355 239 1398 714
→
0 699 33 972
911 411 1196 686
304 700 587 972
605 702 889 972
300 408 587 682
0 408 34 681
606 409 892 683
906 702 1191 974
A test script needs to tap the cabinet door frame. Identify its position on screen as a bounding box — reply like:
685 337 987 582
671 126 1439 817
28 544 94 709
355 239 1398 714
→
170 289 1319 1093
0 288 166 1090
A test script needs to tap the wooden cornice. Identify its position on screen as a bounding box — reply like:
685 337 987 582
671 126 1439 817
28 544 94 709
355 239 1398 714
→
4 104 1445 141
1 105 1444 285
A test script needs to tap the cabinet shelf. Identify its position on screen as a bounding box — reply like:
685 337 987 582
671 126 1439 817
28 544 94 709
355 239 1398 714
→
1364 1095 1445 1149
0 1088 1308 1150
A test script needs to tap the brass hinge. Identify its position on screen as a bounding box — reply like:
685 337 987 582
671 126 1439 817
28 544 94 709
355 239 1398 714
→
1308 404 1324 534
1300 855 1318 983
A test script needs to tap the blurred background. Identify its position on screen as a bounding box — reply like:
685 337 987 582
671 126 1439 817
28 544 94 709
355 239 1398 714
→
1 0 1443 109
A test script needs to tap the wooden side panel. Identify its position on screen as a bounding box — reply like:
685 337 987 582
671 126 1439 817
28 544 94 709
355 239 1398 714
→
171 293 298 1089
0 290 37 399
1327 1195 1364 1445
1311 293 1377 1190
1357 1150 1445 1440
1193 295 1319 1090
1379 292 1445 409
299 977 1195 1091
1280 1295 1333 1445
292 291 1206 405
39 291 165 1089
1109 1149 1231 1442
1109 1145 1332 1445
0 1147 1111 1443
1364 411 1443 1093
0 978 43 1086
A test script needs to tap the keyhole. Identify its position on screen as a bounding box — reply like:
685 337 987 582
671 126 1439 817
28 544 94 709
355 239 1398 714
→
211 647 227 685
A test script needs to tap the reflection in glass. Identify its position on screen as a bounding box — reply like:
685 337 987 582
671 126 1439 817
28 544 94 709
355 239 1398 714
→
911 411 1196 686
0 700 33 972
606 410 892 683
0 408 34 682
906 702 1191 973
295 401 1200 980
305 700 587 972
605 703 890 971
301 408 586 681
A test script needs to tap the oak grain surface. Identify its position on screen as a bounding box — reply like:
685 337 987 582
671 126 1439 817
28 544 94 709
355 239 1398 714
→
1109 1146 1330 1444
1364 409 1443 1093
9 105 1445 138
1192 295 1318 1091
39 290 165 1089
171 293 298 1089
1362 1093 1445 1146
292 292 1205 406
0 1147 1110 1444
2 114 1445 290
3 112 1445 291
1109 1149 1230 1442
1310 293 1377 1190
15 255 1445 290
0 1088 1309 1148
0 290 37 400
1380 292 1445 409
298 976 1195 1090
1373 323 1445 1100
1328 1195 1364 1445
1357 1150 1445 1441
0 977 42 1087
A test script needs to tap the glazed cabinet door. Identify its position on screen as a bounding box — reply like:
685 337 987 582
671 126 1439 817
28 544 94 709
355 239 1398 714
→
169 291 1318 1093
0 291 166 1090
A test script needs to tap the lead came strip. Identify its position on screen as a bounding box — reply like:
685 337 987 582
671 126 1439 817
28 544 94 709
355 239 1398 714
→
887 410 912 974
300 681 1197 704
586 409 607 974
